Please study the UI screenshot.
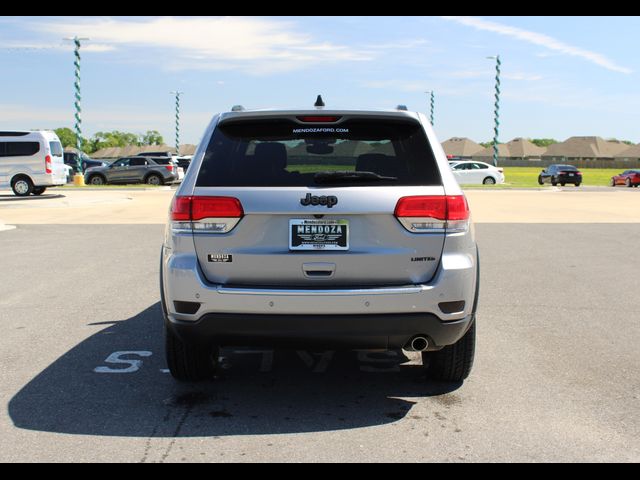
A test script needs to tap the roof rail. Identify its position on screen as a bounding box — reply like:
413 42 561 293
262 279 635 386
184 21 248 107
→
231 105 245 112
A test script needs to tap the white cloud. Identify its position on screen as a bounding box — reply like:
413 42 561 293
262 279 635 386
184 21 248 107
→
28 16 373 74
442 16 632 74
0 42 114 53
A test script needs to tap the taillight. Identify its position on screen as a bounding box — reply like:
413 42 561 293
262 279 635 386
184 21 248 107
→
296 116 342 123
170 196 243 233
45 155 52 174
165 165 174 172
394 195 470 233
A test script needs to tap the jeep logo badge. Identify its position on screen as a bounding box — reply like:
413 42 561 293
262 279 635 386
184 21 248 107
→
300 193 338 208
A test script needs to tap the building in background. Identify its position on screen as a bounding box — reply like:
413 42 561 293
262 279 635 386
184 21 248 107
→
91 144 197 161
542 137 632 168
441 137 485 161
472 138 546 166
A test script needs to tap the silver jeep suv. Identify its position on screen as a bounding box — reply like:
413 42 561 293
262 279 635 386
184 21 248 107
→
161 103 479 382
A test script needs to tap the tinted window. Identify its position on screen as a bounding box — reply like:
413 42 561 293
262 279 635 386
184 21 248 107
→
557 165 577 171
197 118 441 187
0 141 40 157
151 158 173 165
474 163 489 169
130 158 148 166
49 141 63 157
112 158 130 167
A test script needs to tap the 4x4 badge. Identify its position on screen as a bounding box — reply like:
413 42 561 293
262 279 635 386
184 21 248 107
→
300 193 338 208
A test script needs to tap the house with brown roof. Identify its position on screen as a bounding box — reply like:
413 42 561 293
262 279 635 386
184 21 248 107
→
472 138 546 165
541 136 631 168
441 137 485 159
613 144 640 165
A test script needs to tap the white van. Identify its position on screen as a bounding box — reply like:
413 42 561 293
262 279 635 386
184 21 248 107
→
0 130 67 196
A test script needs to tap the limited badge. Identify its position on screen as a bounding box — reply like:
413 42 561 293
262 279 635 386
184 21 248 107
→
208 254 233 263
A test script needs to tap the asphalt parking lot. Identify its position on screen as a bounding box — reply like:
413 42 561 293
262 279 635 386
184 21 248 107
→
0 189 638 462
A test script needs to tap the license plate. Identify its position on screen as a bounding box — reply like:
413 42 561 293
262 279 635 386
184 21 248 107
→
289 219 349 251
568 173 574 176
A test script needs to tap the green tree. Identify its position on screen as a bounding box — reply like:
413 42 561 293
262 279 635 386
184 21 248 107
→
54 127 77 149
89 131 141 151
140 130 164 146
530 138 558 148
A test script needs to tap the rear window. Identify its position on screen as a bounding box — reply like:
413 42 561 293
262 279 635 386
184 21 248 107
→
49 141 63 157
196 118 441 187
557 165 577 171
152 158 173 165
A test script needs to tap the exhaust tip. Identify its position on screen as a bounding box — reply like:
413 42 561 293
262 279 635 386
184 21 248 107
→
408 336 429 352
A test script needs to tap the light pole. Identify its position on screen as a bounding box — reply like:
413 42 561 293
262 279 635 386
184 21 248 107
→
487 55 501 167
170 91 184 157
64 36 89 180
425 91 435 126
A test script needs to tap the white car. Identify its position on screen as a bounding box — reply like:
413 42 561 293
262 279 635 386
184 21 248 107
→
450 161 505 185
0 130 67 195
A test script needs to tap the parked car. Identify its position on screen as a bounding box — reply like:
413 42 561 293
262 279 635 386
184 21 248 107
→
610 170 640 188
84 156 179 185
450 160 505 185
0 130 67 196
148 157 185 181
161 102 479 383
538 164 582 186
63 164 73 183
174 155 193 172
63 151 107 174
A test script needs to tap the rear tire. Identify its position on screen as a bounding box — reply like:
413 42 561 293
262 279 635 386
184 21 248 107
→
11 176 33 197
626 178 632 188
146 174 163 186
610 178 616 187
423 320 476 382
32 187 47 196
88 174 106 186
482 177 496 185
574 183 581 187
165 325 218 382
160 257 218 382
538 176 544 186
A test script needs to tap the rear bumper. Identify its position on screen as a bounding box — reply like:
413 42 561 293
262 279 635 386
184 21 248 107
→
167 311 475 350
161 241 479 349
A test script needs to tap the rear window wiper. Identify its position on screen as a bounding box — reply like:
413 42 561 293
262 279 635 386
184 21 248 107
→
313 170 398 184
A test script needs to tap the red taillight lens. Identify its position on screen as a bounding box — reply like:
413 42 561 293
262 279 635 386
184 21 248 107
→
165 165 174 172
394 196 469 221
191 197 243 220
171 196 244 221
296 116 342 123
394 195 469 233
394 196 447 220
446 195 470 221
171 196 192 221
45 155 52 174
171 196 244 234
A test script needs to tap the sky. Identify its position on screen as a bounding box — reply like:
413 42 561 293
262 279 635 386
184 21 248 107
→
0 16 638 146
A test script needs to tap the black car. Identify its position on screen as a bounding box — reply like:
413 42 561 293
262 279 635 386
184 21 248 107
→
538 164 582 187
64 152 106 174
